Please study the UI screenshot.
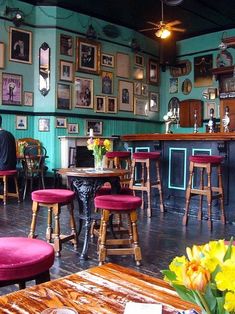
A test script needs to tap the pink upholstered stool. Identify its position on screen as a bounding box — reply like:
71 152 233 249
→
0 237 54 289
129 152 164 217
94 194 142 266
183 155 225 229
0 170 20 205
29 189 78 257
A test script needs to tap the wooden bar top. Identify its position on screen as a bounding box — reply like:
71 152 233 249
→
0 263 199 313
121 132 235 141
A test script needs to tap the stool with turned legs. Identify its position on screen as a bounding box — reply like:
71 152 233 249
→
183 155 225 230
0 170 20 205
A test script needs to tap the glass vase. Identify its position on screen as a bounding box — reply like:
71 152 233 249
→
94 155 104 171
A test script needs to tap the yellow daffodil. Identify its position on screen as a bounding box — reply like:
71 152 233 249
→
168 255 187 284
215 259 235 292
224 291 235 312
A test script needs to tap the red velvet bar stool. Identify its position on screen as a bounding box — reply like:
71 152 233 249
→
129 152 164 217
28 189 78 257
94 194 142 266
0 170 20 205
183 155 225 229
0 237 54 289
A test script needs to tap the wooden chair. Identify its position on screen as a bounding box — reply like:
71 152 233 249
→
0 170 20 205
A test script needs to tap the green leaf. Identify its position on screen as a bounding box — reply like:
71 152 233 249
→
161 270 177 281
204 284 217 310
216 296 226 314
172 283 196 304
224 236 234 261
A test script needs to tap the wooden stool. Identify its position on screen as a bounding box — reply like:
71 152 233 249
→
129 152 164 217
94 194 142 266
183 155 225 229
0 237 54 289
0 170 20 205
29 189 78 257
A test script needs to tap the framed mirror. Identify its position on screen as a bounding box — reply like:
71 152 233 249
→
39 42 50 96
182 79 192 95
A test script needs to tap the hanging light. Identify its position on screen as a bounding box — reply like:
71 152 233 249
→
155 27 171 39
5 6 24 27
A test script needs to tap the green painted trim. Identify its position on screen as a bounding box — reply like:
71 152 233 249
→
135 147 150 152
168 147 187 190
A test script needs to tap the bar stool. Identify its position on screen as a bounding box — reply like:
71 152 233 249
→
0 237 54 289
94 194 142 266
183 155 225 229
129 152 164 217
28 189 78 257
0 170 20 205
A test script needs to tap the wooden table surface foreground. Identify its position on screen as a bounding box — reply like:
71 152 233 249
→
0 263 199 314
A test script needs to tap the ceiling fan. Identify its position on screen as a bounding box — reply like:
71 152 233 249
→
139 0 186 39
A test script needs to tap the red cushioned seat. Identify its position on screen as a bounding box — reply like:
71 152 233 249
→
0 237 54 281
0 170 17 176
95 194 142 210
189 155 223 164
106 151 131 158
32 189 75 203
133 152 161 159
96 186 134 196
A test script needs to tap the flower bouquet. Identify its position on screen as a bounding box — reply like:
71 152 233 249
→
87 138 111 170
162 238 235 314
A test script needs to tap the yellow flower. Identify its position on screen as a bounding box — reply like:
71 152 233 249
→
215 259 235 292
183 260 210 292
104 139 111 151
224 291 235 312
168 256 187 285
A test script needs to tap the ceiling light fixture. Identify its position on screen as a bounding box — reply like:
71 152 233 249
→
155 27 171 39
5 6 24 27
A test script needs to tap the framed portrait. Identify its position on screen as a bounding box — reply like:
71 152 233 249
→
24 91 33 106
74 77 93 108
101 71 113 94
56 117 67 128
57 83 71 110
9 27 32 64
16 115 27 130
85 120 103 136
38 118 50 132
149 92 159 112
0 42 5 69
142 84 148 97
133 67 144 80
101 53 114 68
68 123 79 134
148 58 160 85
60 34 73 56
2 73 23 105
134 82 142 96
169 78 179 94
59 60 74 82
134 97 149 116
106 96 117 113
76 37 101 75
94 95 106 113
118 80 134 112
204 102 216 119
116 52 130 78
194 54 213 87
135 54 144 67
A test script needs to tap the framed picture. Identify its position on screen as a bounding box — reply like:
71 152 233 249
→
204 102 216 119
116 52 130 78
0 42 5 69
169 78 179 94
60 34 73 56
56 117 67 128
16 115 27 130
57 83 71 110
194 54 213 87
76 37 101 75
2 73 23 105
118 80 134 112
101 71 113 94
59 60 74 82
85 120 103 136
149 92 159 112
74 77 93 108
142 84 148 96
134 82 142 96
135 54 144 67
148 58 160 85
134 97 149 116
9 27 32 64
133 67 144 80
68 123 79 134
101 53 114 68
24 91 33 106
106 96 117 113
38 118 50 132
95 96 106 113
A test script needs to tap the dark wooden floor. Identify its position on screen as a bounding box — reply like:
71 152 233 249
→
0 193 235 296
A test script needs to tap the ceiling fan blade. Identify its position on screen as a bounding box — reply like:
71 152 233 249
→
170 27 186 32
166 20 182 26
147 21 159 27
139 27 158 32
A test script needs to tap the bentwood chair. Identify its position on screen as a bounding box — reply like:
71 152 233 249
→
22 145 47 199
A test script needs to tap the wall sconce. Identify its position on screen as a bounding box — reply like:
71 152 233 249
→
5 6 24 27
86 24 97 39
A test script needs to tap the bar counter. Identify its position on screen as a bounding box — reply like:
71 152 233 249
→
121 132 235 223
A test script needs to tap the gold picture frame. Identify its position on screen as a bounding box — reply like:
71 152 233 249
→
74 77 94 109
9 27 32 64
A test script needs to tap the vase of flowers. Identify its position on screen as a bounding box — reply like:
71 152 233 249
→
162 238 235 314
87 138 111 171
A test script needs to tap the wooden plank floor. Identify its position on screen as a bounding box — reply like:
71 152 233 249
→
0 194 235 296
